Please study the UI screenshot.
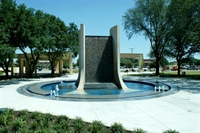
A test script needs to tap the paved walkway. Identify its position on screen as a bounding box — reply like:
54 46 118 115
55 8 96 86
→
0 74 200 133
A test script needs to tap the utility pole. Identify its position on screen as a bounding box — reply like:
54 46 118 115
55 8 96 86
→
130 48 134 53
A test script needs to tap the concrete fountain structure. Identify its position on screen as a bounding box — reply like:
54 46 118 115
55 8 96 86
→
76 24 127 91
17 24 177 101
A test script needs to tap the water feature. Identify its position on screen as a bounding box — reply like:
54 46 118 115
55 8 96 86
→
42 81 156 96
17 24 178 101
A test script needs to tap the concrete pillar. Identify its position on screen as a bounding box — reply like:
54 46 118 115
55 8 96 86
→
138 55 143 71
76 24 85 91
69 52 73 74
110 25 128 90
19 58 24 77
55 60 59 73
59 60 63 74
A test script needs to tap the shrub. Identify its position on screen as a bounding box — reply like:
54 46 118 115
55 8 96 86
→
0 108 14 126
0 114 8 126
11 118 25 132
163 129 179 133
72 117 85 132
109 122 125 133
3 108 14 120
38 113 54 128
35 128 55 133
44 113 54 121
30 111 43 124
132 128 147 133
0 126 9 133
30 111 42 119
17 109 29 122
53 115 70 132
87 120 107 133
55 115 69 124
29 120 38 130
52 115 70 132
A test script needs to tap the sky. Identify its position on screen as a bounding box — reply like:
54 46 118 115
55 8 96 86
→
15 0 155 60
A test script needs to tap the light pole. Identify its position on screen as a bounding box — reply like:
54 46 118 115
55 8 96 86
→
129 48 134 53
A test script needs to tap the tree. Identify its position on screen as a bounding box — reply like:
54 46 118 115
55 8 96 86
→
63 61 69 69
9 5 45 77
122 0 170 75
164 0 200 76
182 56 199 66
160 57 169 67
42 14 70 75
66 22 79 58
149 61 156 69
0 0 17 78
0 45 16 78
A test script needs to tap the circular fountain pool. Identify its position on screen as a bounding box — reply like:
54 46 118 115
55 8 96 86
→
17 79 178 101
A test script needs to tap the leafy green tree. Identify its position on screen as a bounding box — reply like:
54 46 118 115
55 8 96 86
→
10 4 47 77
127 62 133 68
63 61 69 69
122 0 171 75
196 59 200 66
149 61 156 69
165 0 200 75
182 56 199 66
43 14 69 75
0 0 17 78
160 57 169 67
120 58 138 68
0 45 16 78
120 58 127 67
66 22 79 58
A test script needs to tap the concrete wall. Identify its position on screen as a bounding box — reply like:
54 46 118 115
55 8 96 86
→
85 36 114 82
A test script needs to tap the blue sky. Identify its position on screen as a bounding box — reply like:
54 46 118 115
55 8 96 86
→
15 0 152 59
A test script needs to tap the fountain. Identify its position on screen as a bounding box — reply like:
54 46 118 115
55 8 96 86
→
76 24 127 91
17 24 178 101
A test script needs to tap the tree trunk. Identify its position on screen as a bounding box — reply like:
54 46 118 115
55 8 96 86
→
29 71 33 78
155 56 160 75
177 59 181 76
50 62 55 75
5 68 9 79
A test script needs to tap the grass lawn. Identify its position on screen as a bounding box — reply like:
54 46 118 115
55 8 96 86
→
127 70 200 79
160 70 200 75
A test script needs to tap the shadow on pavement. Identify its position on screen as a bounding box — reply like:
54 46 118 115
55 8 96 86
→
0 79 39 88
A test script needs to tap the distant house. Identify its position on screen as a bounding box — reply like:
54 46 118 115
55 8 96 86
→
143 59 155 67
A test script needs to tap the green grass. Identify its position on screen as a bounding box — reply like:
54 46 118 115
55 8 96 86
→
126 70 200 80
0 108 179 133
161 70 200 75
0 71 4 75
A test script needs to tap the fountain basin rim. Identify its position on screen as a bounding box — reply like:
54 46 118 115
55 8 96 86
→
16 79 179 101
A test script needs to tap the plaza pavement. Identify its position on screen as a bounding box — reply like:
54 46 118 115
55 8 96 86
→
0 73 199 133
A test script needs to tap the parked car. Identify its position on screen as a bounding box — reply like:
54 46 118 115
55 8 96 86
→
171 66 178 71
37 66 42 71
124 69 129 72
37 68 42 71
187 66 198 70
143 67 148 71
132 67 138 72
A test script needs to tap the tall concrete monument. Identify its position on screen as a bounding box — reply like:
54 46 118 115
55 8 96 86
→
76 24 127 91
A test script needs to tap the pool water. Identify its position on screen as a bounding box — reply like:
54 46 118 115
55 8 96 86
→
41 81 155 96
